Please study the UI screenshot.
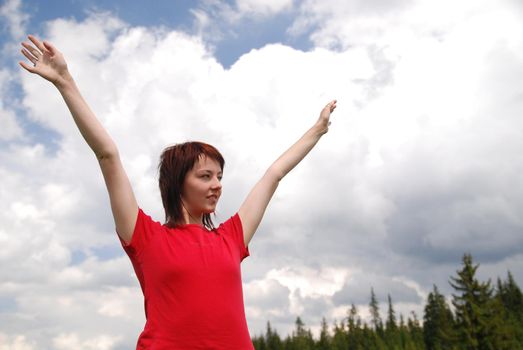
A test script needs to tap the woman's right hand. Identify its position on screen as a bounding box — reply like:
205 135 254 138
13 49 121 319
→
19 35 70 86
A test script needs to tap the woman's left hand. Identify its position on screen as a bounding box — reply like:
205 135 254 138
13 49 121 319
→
316 99 337 134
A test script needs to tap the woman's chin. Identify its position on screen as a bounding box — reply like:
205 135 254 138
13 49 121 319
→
202 206 217 214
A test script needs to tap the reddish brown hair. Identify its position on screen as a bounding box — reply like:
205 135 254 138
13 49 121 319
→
158 141 225 230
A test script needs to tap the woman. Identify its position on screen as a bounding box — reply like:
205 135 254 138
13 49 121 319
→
20 34 337 350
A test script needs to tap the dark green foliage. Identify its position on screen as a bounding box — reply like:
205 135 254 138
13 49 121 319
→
289 316 315 350
492 272 523 349
331 319 348 350
407 311 425 349
347 304 365 350
369 287 384 334
266 321 283 350
450 253 498 349
252 253 522 350
423 285 456 350
386 294 402 350
317 317 331 350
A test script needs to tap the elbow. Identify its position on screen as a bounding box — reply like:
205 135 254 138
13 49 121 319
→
265 165 284 183
96 144 119 161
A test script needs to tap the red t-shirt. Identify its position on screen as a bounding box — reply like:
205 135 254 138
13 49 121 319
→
118 208 254 350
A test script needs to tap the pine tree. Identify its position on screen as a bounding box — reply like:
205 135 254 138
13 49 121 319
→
423 285 456 350
331 319 349 350
385 294 402 350
316 317 331 350
291 316 314 350
361 322 379 349
399 314 417 350
499 271 523 325
347 304 364 350
449 253 497 350
369 287 384 335
252 334 267 350
283 335 293 350
493 273 523 349
408 311 425 349
265 321 283 350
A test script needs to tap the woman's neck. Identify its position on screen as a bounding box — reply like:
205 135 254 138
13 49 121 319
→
180 207 203 226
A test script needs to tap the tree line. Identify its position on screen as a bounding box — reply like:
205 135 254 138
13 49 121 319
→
251 253 523 350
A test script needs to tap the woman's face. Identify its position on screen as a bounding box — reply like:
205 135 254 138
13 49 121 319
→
181 155 223 218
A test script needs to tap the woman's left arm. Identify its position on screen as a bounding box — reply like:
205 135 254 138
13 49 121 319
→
239 100 337 246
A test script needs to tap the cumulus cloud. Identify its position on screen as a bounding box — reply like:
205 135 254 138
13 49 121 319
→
0 333 35 350
0 104 24 141
2 0 523 347
236 0 293 17
0 0 29 40
0 68 24 142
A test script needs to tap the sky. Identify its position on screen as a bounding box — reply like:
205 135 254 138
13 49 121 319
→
1 0 523 348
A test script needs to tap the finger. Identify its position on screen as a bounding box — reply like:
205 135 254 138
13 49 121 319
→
19 61 37 73
330 100 337 112
21 48 37 65
21 42 41 59
43 40 56 55
28 34 46 53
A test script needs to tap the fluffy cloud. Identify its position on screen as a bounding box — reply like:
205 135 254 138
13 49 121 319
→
0 0 29 40
2 0 523 347
0 105 24 141
236 0 293 17
0 333 35 350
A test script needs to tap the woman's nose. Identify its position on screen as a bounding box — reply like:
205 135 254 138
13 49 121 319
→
211 177 222 189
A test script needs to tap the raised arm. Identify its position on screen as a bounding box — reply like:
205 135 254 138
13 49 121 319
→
20 35 138 243
238 100 337 246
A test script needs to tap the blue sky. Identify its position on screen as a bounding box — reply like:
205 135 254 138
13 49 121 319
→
1 0 310 67
1 0 523 349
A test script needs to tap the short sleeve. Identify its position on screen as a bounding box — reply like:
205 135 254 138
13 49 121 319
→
219 213 250 262
116 207 161 260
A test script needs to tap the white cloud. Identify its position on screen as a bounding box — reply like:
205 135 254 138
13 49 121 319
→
52 333 122 350
236 0 293 17
0 0 29 40
0 106 24 141
0 333 35 350
0 69 24 141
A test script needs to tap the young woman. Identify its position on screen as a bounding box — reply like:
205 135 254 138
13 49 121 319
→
20 34 337 350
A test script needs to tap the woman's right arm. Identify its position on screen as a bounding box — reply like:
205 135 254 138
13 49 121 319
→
20 35 138 243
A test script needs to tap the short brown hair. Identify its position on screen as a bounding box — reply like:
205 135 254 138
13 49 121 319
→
158 141 225 230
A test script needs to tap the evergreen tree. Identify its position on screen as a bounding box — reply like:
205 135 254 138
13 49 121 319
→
282 335 293 350
498 271 523 326
408 311 425 349
423 285 456 350
291 316 314 350
385 294 402 350
331 319 348 350
347 304 364 350
399 314 417 350
361 323 379 350
316 317 331 350
252 334 267 350
369 287 384 335
265 321 283 350
449 253 497 350
386 294 398 332
493 273 523 349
